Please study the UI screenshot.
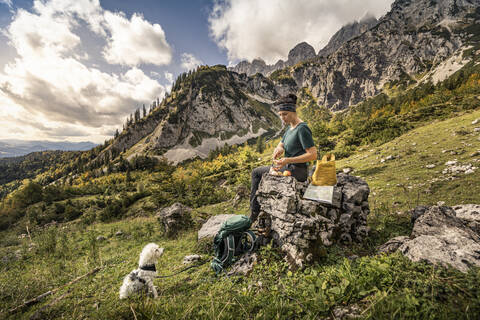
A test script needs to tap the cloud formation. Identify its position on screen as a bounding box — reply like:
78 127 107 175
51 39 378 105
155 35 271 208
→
103 12 172 66
209 0 394 64
180 53 203 71
0 0 169 143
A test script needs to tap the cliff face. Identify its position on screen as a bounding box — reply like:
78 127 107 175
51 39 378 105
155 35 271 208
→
288 0 478 110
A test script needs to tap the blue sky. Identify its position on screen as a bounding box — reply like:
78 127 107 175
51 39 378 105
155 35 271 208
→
0 0 394 143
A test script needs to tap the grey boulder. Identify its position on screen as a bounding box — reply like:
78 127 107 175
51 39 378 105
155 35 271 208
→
156 203 193 238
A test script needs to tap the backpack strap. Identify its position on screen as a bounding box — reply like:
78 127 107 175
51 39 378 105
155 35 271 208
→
211 234 236 275
243 230 257 252
221 234 236 264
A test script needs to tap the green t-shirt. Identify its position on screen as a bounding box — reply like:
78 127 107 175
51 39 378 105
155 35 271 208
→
281 122 315 158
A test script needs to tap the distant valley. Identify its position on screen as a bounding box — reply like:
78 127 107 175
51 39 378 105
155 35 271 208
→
0 140 97 158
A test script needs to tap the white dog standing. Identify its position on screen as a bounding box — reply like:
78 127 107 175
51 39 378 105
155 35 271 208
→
119 243 164 299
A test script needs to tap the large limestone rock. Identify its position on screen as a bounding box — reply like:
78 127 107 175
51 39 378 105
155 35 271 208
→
197 214 237 240
156 203 193 238
377 236 410 254
380 205 480 273
255 172 370 269
452 204 480 234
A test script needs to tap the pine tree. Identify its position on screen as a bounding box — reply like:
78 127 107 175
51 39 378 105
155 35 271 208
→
126 168 132 183
142 104 147 118
134 109 140 122
104 153 110 166
114 129 119 138
107 162 113 174
255 136 265 153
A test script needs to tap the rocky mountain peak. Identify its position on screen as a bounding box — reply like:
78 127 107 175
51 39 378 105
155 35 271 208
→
388 0 476 27
359 11 377 23
287 42 316 65
228 41 316 76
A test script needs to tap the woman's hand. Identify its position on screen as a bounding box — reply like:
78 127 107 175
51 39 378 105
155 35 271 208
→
273 157 289 169
272 146 284 160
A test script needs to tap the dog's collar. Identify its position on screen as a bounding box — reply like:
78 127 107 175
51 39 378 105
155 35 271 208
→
140 264 156 272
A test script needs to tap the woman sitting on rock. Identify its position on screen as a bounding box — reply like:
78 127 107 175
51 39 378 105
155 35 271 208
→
250 93 317 222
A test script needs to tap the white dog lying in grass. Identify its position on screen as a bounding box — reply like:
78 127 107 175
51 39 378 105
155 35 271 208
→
119 243 164 299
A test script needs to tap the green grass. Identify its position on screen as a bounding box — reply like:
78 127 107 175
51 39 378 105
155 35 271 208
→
2 111 480 319
337 108 480 212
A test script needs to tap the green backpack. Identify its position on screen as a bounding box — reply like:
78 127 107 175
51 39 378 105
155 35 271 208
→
211 215 257 274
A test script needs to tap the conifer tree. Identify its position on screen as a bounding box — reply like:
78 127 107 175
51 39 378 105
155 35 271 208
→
255 136 265 153
104 153 110 166
142 104 147 118
134 109 140 122
126 168 132 183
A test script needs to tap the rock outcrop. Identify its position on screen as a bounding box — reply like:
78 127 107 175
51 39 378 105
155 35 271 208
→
255 172 370 269
453 204 480 234
380 205 480 273
156 203 193 238
377 236 411 254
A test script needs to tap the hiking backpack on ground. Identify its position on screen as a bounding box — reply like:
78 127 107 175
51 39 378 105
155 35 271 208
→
211 215 257 274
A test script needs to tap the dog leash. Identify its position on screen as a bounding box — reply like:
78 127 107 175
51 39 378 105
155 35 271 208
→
155 260 208 278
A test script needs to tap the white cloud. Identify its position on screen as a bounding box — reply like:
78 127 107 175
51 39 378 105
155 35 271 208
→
180 53 203 71
102 12 173 66
7 8 81 58
32 0 105 35
150 71 161 78
209 0 394 64
0 0 167 143
164 71 173 83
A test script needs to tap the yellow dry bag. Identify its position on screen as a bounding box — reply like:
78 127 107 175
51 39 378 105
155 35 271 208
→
312 153 337 186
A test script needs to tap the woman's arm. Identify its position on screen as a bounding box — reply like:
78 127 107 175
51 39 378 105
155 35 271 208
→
272 142 285 159
274 146 317 167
